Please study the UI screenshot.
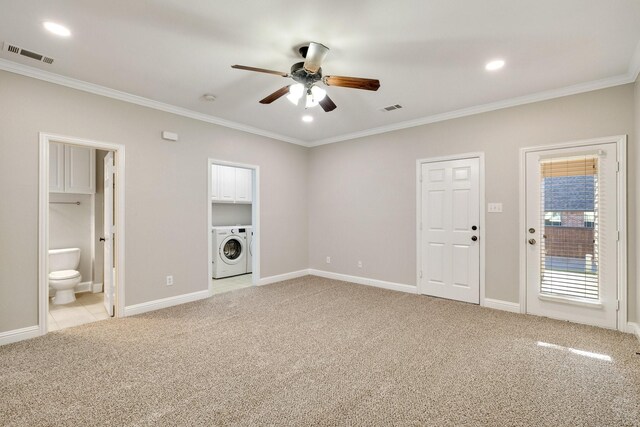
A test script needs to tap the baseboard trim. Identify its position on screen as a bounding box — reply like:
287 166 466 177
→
256 269 310 286
308 269 418 294
0 325 41 346
483 298 521 313
92 282 103 293
123 289 210 317
627 322 640 342
75 281 93 293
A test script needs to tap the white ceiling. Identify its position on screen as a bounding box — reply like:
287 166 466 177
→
1 0 639 146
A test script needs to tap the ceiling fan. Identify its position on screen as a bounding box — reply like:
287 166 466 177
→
231 42 380 112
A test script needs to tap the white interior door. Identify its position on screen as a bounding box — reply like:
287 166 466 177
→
103 152 115 317
525 143 618 329
420 158 480 303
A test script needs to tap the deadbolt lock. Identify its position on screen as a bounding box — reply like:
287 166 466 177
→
528 228 535 234
528 238 536 245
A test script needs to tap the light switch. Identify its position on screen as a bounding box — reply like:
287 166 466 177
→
487 203 503 213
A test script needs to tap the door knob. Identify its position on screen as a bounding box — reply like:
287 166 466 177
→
529 228 535 234
471 236 478 241
99 237 106 242
528 238 536 245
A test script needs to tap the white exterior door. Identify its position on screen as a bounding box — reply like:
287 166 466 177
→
420 157 480 303
103 152 115 317
525 143 618 329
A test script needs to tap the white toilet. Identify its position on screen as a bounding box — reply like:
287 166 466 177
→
49 248 81 305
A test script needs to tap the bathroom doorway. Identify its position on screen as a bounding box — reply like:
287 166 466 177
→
39 134 125 335
208 159 260 295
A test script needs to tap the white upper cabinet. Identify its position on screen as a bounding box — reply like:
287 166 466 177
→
50 143 95 194
211 164 252 204
211 164 221 200
235 168 252 203
218 166 236 202
49 142 65 193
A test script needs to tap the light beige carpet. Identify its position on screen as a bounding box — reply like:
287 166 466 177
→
1 276 639 426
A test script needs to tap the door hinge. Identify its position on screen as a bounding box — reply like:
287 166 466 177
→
617 231 620 241
419 174 423 183
420 222 423 231
616 161 620 172
616 300 620 311
111 305 116 317
419 271 423 278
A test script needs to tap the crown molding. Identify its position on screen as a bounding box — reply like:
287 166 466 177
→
308 72 635 147
1 53 638 149
629 40 640 82
0 59 308 147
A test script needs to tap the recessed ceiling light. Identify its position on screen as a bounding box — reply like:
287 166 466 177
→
43 21 71 37
302 115 313 123
485 59 505 71
202 94 216 102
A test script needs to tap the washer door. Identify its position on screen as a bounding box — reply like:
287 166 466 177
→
219 235 245 265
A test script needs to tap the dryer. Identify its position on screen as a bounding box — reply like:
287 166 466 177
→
212 226 247 279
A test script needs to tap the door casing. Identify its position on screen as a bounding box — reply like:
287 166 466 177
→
519 135 627 331
416 152 486 306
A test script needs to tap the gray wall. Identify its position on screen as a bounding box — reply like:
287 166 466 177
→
49 192 93 281
308 84 637 320
0 70 309 332
212 203 252 227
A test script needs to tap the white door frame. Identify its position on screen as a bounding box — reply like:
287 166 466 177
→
208 158 260 294
416 152 486 306
39 133 126 335
519 135 627 331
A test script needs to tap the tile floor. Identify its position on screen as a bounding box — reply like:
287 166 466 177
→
48 292 111 331
211 273 253 295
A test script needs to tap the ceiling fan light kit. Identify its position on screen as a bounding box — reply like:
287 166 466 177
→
231 42 380 113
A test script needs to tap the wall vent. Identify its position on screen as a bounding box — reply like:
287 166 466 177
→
3 42 54 65
380 104 403 112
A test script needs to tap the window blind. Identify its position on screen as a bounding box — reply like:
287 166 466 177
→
539 155 599 300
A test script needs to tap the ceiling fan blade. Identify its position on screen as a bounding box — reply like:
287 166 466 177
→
259 85 291 104
303 42 330 74
319 94 337 112
232 64 288 77
323 75 380 91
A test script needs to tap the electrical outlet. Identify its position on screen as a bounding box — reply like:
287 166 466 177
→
166 275 174 286
326 256 331 264
357 260 363 268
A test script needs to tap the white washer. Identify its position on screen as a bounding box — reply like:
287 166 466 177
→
245 226 253 273
212 226 247 279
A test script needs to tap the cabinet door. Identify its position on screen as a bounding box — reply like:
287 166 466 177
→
49 142 65 193
218 166 236 202
211 164 220 200
64 145 95 194
235 168 252 203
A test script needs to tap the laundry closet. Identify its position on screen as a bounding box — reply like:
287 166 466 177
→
211 164 254 293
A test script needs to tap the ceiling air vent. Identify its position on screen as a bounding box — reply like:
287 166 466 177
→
380 104 403 112
3 42 54 65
